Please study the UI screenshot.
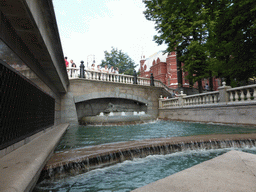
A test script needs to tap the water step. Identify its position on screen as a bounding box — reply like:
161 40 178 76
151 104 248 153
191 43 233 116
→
41 134 256 180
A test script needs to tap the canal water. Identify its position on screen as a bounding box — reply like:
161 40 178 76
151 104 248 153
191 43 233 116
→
55 120 256 152
34 120 256 192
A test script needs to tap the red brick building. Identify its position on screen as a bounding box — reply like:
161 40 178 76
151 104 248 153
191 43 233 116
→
139 51 220 91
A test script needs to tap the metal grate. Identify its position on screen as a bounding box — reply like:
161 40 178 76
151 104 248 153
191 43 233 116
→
0 61 55 150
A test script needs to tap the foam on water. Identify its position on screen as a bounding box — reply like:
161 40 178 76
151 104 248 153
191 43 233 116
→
34 147 256 192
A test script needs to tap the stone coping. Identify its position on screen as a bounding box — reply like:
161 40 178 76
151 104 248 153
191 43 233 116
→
159 100 256 110
132 150 256 192
0 123 69 192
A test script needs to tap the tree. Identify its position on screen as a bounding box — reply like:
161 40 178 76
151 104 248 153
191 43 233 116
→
143 0 211 92
207 0 256 86
100 47 138 75
143 0 256 89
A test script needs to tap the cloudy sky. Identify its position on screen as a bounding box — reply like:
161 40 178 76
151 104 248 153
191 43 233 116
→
52 0 167 69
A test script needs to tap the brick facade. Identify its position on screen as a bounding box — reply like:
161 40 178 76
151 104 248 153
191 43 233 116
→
139 51 220 91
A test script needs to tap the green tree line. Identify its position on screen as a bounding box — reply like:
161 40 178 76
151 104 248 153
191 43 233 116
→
143 0 256 92
100 47 138 75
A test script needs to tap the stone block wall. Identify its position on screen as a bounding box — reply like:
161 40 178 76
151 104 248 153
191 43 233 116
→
159 102 256 125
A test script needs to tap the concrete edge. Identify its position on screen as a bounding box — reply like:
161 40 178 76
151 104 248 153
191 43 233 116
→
0 123 69 192
132 150 256 192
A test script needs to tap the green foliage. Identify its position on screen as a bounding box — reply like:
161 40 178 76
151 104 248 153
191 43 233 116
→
100 47 138 75
143 0 211 92
143 0 256 88
208 0 256 84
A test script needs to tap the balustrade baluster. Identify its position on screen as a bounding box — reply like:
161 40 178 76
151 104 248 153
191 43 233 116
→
234 91 239 101
93 72 95 80
230 91 235 102
205 95 209 104
227 92 231 102
209 95 213 104
244 89 249 101
189 98 192 105
213 94 218 103
253 88 256 100
87 71 90 79
240 89 245 101
196 97 200 105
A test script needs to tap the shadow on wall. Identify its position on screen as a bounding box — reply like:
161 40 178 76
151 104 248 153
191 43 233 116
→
75 98 147 121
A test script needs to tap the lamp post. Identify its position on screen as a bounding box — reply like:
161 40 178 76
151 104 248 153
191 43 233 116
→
80 61 85 78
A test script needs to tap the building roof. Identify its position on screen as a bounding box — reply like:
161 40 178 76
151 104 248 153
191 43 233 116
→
143 51 168 72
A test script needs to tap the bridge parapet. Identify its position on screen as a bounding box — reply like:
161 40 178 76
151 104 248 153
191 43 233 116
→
66 67 174 94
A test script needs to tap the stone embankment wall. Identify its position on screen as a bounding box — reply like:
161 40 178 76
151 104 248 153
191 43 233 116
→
159 102 256 125
159 84 256 125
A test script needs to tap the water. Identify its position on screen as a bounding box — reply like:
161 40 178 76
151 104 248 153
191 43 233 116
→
34 121 256 191
56 120 256 152
34 147 256 192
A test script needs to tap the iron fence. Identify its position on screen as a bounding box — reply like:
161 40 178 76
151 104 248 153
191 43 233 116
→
0 60 55 150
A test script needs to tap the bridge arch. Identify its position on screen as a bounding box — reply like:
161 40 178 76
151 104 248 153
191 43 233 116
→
74 92 151 122
74 92 149 105
61 79 172 124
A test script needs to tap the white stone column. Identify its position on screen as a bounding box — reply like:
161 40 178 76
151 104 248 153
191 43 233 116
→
178 91 186 106
159 95 163 108
218 82 231 104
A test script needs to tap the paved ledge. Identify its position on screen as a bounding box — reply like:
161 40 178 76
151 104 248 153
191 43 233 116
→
132 150 256 192
0 123 69 192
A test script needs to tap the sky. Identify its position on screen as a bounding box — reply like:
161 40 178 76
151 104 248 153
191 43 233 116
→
52 0 167 69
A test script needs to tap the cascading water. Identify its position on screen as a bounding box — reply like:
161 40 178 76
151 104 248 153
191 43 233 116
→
34 121 256 192
39 138 256 181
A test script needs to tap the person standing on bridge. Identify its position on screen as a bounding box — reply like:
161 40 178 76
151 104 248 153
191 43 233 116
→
70 60 76 68
97 65 101 72
91 63 96 70
65 57 69 67
115 67 119 74
109 66 115 73
102 65 109 73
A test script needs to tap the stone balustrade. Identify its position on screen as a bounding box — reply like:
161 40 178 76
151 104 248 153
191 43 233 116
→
183 91 219 106
66 67 174 94
161 97 179 108
227 84 256 102
160 83 256 108
66 67 79 79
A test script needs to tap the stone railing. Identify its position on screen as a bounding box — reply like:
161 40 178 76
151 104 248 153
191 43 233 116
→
183 91 219 106
227 84 256 102
66 67 174 94
66 67 79 79
160 82 256 108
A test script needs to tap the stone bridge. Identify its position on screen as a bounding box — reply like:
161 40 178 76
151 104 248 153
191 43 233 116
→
61 76 173 125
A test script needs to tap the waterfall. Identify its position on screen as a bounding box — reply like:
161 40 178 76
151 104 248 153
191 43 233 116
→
39 138 256 181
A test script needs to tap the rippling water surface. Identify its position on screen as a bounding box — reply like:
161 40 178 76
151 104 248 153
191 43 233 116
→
56 120 256 152
34 121 256 192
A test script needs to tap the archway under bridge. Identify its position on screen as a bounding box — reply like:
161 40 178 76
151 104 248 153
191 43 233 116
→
76 97 147 123
61 79 172 125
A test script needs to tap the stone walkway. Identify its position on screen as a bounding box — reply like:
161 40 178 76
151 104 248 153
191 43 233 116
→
0 124 69 192
132 150 256 192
